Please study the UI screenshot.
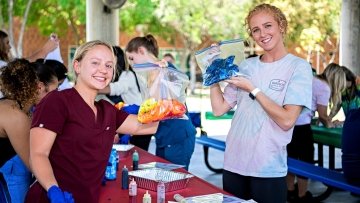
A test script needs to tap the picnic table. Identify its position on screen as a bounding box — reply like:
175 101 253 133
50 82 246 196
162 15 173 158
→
203 111 343 170
99 146 234 202
311 125 342 170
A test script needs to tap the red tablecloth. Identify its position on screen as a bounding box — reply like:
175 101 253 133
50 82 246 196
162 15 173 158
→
99 146 229 202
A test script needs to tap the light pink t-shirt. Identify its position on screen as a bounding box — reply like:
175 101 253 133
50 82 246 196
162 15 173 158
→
223 54 312 177
296 77 330 125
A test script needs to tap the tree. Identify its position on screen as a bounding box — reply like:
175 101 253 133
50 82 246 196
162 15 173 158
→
0 0 86 57
250 0 341 71
119 0 253 92
0 0 34 57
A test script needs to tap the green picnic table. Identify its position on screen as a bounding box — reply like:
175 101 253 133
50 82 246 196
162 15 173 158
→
204 111 342 170
205 111 235 120
311 125 342 170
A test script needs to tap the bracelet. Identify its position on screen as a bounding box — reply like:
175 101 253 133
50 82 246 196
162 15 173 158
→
249 88 261 100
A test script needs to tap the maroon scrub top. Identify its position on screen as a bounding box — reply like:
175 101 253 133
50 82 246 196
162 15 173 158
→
26 88 128 203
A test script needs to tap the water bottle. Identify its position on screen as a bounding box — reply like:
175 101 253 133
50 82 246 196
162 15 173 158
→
133 150 139 170
105 148 117 180
156 181 165 203
121 165 129 189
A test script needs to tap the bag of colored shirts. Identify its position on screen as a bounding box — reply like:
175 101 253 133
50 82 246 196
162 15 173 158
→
133 63 189 124
195 39 246 86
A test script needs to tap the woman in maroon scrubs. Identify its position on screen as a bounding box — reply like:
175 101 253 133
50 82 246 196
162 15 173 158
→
26 40 159 203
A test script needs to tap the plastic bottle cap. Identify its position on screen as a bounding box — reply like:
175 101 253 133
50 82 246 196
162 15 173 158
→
143 190 151 203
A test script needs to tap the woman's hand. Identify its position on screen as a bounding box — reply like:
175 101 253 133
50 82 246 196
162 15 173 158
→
155 59 168 68
332 120 344 128
225 76 255 92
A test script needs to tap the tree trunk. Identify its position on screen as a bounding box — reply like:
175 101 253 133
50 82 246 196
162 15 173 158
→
0 3 4 28
340 0 360 76
17 0 33 58
7 0 17 58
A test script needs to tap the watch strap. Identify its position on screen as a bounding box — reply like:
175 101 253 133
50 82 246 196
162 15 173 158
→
249 88 261 100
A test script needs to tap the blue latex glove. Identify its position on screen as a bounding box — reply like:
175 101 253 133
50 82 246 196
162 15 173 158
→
119 134 131 144
122 104 140 115
47 185 74 203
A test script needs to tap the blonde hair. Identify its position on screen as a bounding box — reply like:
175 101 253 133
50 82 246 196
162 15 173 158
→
72 40 116 79
319 63 347 116
245 3 288 37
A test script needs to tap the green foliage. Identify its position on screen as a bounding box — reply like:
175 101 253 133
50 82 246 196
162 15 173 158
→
0 0 342 54
154 0 251 45
119 0 176 42
249 0 341 52
0 0 86 43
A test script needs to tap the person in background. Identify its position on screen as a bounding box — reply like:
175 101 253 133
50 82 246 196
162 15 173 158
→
42 59 72 90
286 63 347 203
99 46 152 151
329 66 360 129
339 66 360 116
126 34 196 170
0 30 59 65
0 30 59 98
163 53 176 64
0 30 11 68
32 60 59 105
26 40 159 203
0 59 40 203
209 4 312 202
341 108 360 187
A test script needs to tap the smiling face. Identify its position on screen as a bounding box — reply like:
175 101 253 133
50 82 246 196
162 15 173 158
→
74 44 115 90
249 11 284 52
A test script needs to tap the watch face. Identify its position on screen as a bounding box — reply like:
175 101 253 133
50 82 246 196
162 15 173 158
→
249 92 255 100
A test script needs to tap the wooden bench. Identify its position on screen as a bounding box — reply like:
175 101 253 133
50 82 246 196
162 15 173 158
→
196 135 360 200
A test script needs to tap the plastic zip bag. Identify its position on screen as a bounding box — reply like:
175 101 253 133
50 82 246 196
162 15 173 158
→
133 63 189 124
195 39 246 86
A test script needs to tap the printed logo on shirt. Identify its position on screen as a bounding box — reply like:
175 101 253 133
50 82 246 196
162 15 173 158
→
269 79 286 91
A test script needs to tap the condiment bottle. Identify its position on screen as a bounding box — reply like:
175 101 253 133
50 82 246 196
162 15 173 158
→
121 165 129 189
129 178 137 196
157 181 165 203
132 150 139 170
143 190 151 203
